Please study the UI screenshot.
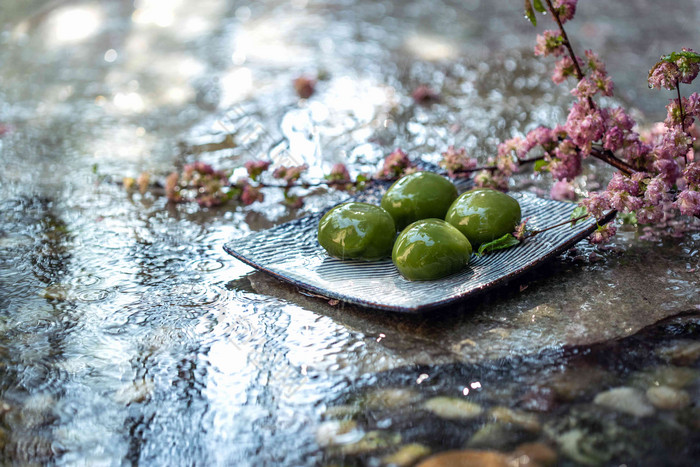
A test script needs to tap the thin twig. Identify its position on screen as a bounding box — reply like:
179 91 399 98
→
590 147 635 176
544 0 596 109
676 80 690 166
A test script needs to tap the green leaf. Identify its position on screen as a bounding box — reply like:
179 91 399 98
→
524 0 537 26
661 50 700 63
534 159 549 172
477 234 521 256
92 163 99 174
619 211 637 226
533 0 546 13
570 206 588 226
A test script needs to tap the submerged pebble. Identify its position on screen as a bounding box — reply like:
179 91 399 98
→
416 449 509 467
488 407 541 432
466 422 532 451
657 340 700 365
381 443 431 467
423 397 483 420
511 442 557 467
645 386 691 410
593 387 655 417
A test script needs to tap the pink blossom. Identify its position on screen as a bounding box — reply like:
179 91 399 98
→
550 179 576 200
245 160 271 180
293 76 316 99
648 61 681 90
273 164 308 184
237 179 264 205
607 173 638 196
591 70 614 96
496 138 521 176
665 98 696 129
683 162 700 188
377 148 415 179
603 126 624 152
165 172 181 202
552 56 581 84
328 163 350 180
521 126 561 157
183 161 214 180
554 0 577 24
622 138 654 170
440 146 477 177
606 107 636 131
474 169 509 191
608 190 643 212
579 192 610 218
534 31 565 57
655 127 693 162
565 101 605 153
675 189 700 216
675 48 700 84
326 163 352 191
653 158 681 186
513 218 531 241
412 85 439 104
644 175 670 205
549 140 582 180
589 223 617 244
571 77 598 99
584 50 606 74
685 93 700 117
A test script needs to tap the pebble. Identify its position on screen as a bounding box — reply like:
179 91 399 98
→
510 442 557 466
657 340 700 365
629 366 699 389
593 387 654 417
416 449 509 467
381 443 431 467
113 378 155 405
467 422 526 450
363 388 422 409
423 397 483 420
645 385 691 410
336 430 402 456
489 407 541 432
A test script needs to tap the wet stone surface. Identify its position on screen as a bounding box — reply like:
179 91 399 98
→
0 0 700 465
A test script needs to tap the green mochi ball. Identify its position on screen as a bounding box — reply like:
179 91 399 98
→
445 188 522 248
380 171 458 230
317 202 396 260
392 219 472 281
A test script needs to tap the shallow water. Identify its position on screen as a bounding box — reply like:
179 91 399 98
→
1 0 699 465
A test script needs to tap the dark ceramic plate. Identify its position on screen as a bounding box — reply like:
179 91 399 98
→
224 186 613 312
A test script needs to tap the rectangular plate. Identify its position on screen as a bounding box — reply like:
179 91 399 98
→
224 188 612 312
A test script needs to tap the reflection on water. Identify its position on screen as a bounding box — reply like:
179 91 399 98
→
0 0 699 464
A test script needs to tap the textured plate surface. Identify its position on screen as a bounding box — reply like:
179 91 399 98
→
224 188 612 312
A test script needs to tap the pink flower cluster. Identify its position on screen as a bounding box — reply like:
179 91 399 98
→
245 160 271 181
553 0 578 24
648 49 700 89
534 30 565 57
376 149 416 179
325 163 355 191
272 164 308 185
440 146 477 177
162 162 233 207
